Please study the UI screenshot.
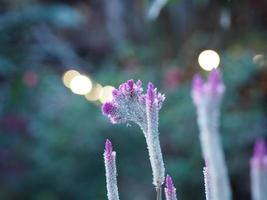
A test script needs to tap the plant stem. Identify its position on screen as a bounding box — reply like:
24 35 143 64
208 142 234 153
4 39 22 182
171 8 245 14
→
156 186 162 200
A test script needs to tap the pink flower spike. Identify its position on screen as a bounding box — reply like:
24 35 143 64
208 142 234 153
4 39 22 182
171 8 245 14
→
253 138 267 159
207 69 225 96
165 175 177 200
105 139 113 157
208 69 221 83
147 82 155 103
192 74 204 105
251 138 267 200
192 74 204 92
103 139 120 200
165 175 174 191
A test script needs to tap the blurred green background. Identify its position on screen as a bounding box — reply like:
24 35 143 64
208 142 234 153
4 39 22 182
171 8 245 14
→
0 0 267 199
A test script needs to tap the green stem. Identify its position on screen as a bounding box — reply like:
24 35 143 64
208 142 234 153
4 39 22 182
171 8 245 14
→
156 186 162 200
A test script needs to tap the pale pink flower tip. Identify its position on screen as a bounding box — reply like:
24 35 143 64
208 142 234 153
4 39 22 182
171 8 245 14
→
105 139 113 157
166 175 174 189
254 138 267 159
147 82 155 102
208 69 222 90
192 74 204 92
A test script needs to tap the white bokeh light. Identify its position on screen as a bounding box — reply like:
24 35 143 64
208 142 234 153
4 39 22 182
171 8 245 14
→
99 85 115 104
85 83 103 101
70 75 92 95
198 50 220 71
62 69 80 88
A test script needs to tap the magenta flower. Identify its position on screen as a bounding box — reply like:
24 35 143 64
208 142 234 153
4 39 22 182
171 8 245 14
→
164 175 178 200
102 80 164 126
192 69 225 106
191 70 232 200
102 80 166 189
104 139 120 200
252 138 267 168
250 138 267 200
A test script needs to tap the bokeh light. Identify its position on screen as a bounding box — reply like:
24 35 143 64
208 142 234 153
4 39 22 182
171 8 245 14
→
62 70 80 88
198 50 220 71
70 75 92 95
99 85 115 103
253 54 265 67
85 83 103 101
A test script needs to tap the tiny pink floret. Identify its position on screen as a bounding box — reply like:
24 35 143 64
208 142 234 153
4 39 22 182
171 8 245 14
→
105 139 113 159
251 138 267 169
102 102 116 116
165 175 174 191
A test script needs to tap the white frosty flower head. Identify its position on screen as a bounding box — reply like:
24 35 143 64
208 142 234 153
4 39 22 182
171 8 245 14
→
102 79 165 131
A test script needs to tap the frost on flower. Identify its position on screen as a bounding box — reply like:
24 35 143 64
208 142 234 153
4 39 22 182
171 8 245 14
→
191 69 232 200
104 139 120 200
102 79 165 132
203 166 211 200
102 79 166 188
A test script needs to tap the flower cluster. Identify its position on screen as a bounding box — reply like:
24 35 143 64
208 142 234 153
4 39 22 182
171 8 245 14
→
192 69 225 107
251 138 267 169
102 80 166 188
102 80 165 132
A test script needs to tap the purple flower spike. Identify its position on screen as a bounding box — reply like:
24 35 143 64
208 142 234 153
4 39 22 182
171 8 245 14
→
105 139 113 156
251 138 267 200
191 70 225 106
165 175 177 200
165 175 174 191
191 70 232 200
207 69 225 95
103 139 120 200
254 138 267 159
251 138 267 169
193 74 204 91
208 69 221 85
192 74 204 105
147 82 155 104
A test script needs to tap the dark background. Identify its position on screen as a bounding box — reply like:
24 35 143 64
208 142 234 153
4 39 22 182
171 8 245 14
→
0 0 267 199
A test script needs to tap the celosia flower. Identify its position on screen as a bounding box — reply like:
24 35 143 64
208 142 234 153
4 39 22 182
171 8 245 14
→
104 139 120 200
102 80 164 129
251 138 267 168
191 70 232 200
102 80 165 188
164 175 178 200
250 138 267 200
192 69 225 106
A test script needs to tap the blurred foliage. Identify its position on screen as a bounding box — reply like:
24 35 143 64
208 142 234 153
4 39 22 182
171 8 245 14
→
0 0 267 200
